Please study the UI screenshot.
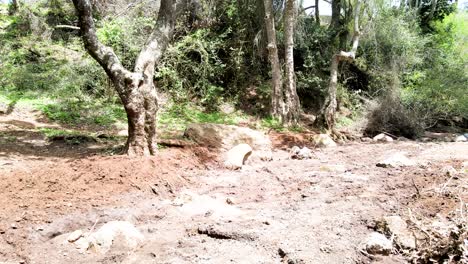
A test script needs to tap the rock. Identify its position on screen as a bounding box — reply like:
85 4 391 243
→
117 129 128 137
290 146 313 160
184 123 272 161
361 137 372 143
397 137 410 142
224 144 252 170
312 134 337 148
376 153 416 168
66 229 83 243
75 221 143 254
384 216 416 249
365 232 392 255
373 133 394 143
442 166 458 176
462 161 468 173
455 134 467 142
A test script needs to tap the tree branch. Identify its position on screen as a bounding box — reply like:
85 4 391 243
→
55 25 81 30
72 0 132 94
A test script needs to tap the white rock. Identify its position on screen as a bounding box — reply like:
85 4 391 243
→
66 229 83 243
373 133 394 143
376 153 416 168
462 161 468 173
87 221 144 253
384 216 416 249
312 134 337 148
117 129 128 137
455 135 467 142
290 146 313 160
224 144 252 170
184 123 272 161
365 232 393 255
361 137 372 143
442 165 458 176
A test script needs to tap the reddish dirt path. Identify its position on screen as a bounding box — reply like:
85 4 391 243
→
0 110 467 264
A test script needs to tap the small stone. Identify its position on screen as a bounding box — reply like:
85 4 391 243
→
373 133 394 143
67 229 83 243
224 144 253 170
455 135 467 142
361 137 372 142
384 216 416 249
226 198 234 205
376 153 416 168
442 166 457 176
312 134 337 148
290 146 313 160
365 232 392 255
10 223 17 229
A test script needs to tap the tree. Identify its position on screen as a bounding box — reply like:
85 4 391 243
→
72 0 187 156
283 0 301 125
323 0 362 130
8 0 19 15
263 0 285 122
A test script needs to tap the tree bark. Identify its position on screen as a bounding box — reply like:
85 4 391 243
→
72 0 185 156
283 0 301 126
263 0 285 121
330 0 342 30
9 0 19 15
323 0 361 130
315 0 320 25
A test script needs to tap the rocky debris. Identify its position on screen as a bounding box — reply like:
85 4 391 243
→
311 134 337 148
224 144 252 170
290 146 312 160
442 165 458 176
462 161 468 173
373 133 394 143
397 137 410 141
384 216 416 249
365 232 393 255
173 191 242 219
66 229 83 243
184 123 272 161
455 134 467 142
376 153 416 168
361 137 372 143
68 221 144 254
197 224 257 241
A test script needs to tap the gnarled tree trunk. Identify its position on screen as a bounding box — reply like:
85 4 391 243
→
72 0 185 156
283 0 301 126
263 0 285 121
323 0 361 130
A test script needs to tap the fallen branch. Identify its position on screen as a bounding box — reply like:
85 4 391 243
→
55 25 80 30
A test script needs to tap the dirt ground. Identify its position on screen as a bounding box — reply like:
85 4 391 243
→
0 108 467 264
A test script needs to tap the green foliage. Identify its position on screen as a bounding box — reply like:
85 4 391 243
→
41 99 126 127
96 16 155 68
157 29 228 109
158 102 249 133
401 11 468 124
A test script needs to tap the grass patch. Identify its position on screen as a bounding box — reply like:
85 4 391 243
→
39 127 98 145
158 102 250 133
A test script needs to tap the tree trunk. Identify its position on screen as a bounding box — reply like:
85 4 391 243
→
330 0 342 30
263 0 284 121
9 0 19 15
323 0 361 130
283 0 300 126
315 0 320 25
72 0 184 156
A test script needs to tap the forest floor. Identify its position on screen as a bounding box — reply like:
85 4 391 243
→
0 105 467 264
